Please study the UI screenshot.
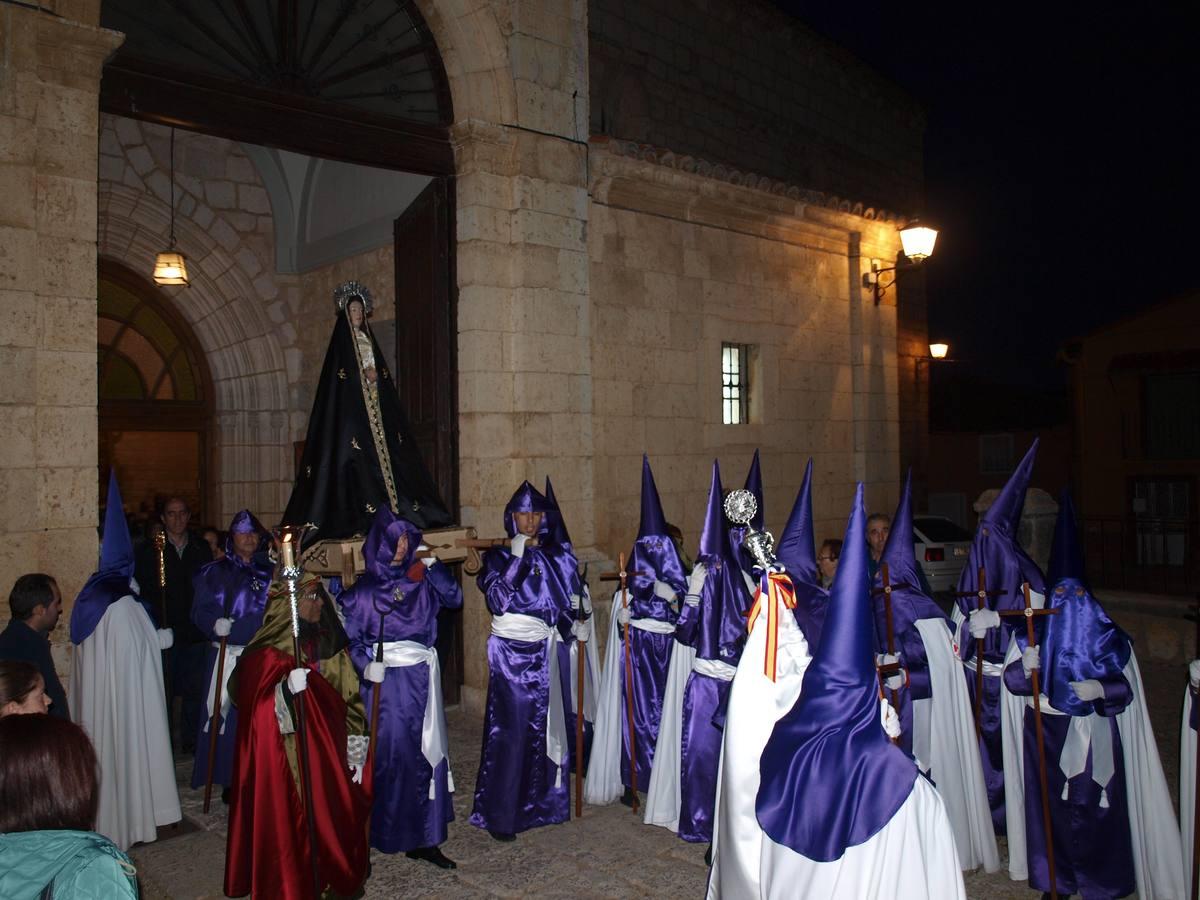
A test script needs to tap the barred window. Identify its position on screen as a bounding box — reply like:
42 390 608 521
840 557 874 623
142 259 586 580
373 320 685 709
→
722 343 751 425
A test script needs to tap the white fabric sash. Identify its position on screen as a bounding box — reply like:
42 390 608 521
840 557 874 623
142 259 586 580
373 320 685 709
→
491 613 567 787
693 657 736 681
631 617 676 635
203 642 246 735
1028 696 1116 806
379 639 452 799
962 656 1006 678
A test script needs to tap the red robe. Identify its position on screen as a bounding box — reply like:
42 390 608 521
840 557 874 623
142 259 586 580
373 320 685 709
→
224 645 370 900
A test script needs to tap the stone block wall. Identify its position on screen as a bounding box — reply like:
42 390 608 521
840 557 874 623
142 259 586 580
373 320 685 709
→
0 7 120 644
588 139 903 558
588 0 925 213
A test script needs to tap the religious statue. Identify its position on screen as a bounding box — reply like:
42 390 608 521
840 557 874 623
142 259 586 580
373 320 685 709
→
282 281 452 545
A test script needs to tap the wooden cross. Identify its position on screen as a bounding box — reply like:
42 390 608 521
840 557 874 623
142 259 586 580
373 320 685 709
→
953 565 1006 740
999 582 1061 900
871 561 911 745
600 553 649 813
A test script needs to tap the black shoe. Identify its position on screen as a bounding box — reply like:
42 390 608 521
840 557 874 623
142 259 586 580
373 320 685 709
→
619 787 635 808
407 846 457 869
221 787 231 805
705 845 713 867
487 830 516 843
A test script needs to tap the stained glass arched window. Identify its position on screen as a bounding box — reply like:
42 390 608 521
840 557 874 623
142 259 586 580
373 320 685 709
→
97 272 207 406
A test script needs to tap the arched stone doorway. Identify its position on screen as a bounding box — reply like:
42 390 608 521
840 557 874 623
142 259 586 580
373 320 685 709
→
97 260 215 528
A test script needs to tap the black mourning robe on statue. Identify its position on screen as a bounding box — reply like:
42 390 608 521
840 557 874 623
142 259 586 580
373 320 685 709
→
282 311 451 545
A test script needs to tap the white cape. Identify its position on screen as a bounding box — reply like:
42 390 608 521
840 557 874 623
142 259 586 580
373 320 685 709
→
642 635 696 831
71 595 181 850
912 617 999 872
759 775 966 899
1181 684 1197 897
707 589 811 899
1001 641 1184 899
584 591 632 805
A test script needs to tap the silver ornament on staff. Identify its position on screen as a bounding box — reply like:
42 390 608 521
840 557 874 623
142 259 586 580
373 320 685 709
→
272 524 322 900
724 489 777 570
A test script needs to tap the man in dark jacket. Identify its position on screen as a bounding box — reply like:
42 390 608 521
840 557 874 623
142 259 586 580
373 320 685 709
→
0 573 69 719
135 496 212 752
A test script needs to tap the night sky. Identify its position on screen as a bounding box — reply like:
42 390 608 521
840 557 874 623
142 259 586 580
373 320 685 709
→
775 2 1198 396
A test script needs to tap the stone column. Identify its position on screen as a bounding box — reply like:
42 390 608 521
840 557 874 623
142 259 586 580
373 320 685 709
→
452 0 593 712
0 6 121 658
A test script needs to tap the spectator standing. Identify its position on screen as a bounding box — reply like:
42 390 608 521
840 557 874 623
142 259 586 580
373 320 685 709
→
0 574 68 719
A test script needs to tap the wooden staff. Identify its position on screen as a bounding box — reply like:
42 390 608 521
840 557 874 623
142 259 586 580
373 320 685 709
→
202 631 229 813
873 562 904 745
999 582 1061 900
600 554 648 814
954 565 1005 740
365 601 388 846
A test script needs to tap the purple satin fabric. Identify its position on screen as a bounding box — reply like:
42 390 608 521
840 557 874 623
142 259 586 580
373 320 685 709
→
470 536 577 834
757 486 917 861
675 556 751 665
628 535 687 605
678 669 730 842
618 626 674 789
1004 659 1134 896
1040 579 1132 717
189 552 273 789
469 631 569 833
69 574 156 645
337 519 463 852
556 641 593 775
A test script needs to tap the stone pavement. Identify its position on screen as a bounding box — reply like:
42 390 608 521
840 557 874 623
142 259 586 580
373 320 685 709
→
130 659 1187 898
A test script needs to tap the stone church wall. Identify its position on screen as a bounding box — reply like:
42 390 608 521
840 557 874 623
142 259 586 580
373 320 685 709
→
588 0 925 212
588 139 902 558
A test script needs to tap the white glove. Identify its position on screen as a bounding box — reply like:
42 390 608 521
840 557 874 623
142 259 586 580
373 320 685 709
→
571 619 592 642
571 593 583 612
884 672 906 692
616 605 631 626
1189 659 1200 690
287 667 309 694
213 617 233 638
347 734 369 783
686 562 708 600
418 543 434 567
510 534 528 558
363 661 386 684
157 628 174 650
684 592 700 608
1021 644 1040 676
1070 679 1104 702
653 580 677 602
880 698 901 739
876 652 900 668
968 608 1001 639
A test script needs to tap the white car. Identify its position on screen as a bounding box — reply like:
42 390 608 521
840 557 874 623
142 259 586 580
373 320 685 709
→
912 516 973 594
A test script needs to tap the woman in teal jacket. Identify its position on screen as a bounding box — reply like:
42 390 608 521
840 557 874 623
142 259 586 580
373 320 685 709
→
0 714 138 899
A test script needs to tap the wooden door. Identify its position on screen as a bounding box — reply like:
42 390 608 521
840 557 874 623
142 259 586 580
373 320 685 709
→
393 177 462 703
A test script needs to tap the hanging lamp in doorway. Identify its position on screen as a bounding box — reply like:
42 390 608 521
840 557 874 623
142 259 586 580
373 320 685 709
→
152 127 190 286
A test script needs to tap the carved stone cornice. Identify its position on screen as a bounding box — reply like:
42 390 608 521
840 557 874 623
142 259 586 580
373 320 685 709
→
590 135 911 228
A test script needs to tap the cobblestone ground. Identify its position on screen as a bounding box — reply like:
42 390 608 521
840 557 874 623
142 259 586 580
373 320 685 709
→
131 659 1186 898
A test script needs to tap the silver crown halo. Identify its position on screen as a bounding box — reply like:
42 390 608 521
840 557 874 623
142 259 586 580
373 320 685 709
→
334 280 374 315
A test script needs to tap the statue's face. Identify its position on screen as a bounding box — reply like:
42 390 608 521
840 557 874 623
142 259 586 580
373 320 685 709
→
347 299 365 328
513 511 543 537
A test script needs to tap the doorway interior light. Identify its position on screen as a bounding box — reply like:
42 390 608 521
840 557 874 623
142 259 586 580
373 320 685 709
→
153 127 189 287
929 342 949 360
863 220 938 305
